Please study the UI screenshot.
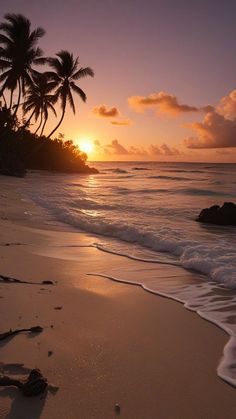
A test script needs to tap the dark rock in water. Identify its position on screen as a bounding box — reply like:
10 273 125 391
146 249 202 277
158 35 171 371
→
197 202 236 225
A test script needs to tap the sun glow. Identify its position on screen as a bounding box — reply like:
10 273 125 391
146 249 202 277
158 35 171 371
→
78 139 94 155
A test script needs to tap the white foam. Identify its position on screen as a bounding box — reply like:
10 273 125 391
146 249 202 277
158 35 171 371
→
26 191 236 289
20 166 236 387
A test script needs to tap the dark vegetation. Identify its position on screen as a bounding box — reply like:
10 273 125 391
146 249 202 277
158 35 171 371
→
0 13 97 176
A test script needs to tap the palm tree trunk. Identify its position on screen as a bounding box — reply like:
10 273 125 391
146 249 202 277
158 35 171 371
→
2 93 7 107
13 79 21 117
47 105 66 139
23 110 35 128
34 111 43 135
40 115 48 136
9 89 14 110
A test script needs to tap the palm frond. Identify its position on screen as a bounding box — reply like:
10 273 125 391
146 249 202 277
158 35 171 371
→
0 69 11 82
47 102 57 117
34 56 47 65
29 27 45 45
72 66 94 80
0 33 13 46
23 102 35 113
43 71 61 82
68 89 75 113
70 82 86 102
47 57 63 75
0 58 11 69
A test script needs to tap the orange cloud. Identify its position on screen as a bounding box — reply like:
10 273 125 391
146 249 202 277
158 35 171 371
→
110 119 132 126
183 89 236 149
149 143 182 156
107 139 129 155
94 138 182 157
128 92 200 116
217 89 236 120
185 111 236 149
92 104 120 117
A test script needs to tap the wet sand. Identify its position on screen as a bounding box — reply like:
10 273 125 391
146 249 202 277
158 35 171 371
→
0 177 236 419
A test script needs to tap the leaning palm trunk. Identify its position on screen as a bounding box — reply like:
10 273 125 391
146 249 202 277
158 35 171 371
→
2 93 7 107
12 80 21 118
23 109 35 128
34 111 43 135
9 89 14 110
40 115 48 136
47 105 65 139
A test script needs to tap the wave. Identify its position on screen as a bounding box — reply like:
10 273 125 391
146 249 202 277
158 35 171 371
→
113 186 232 197
104 168 128 174
181 188 233 197
132 167 150 171
114 187 170 195
148 175 194 181
162 169 204 173
94 243 180 266
29 193 236 289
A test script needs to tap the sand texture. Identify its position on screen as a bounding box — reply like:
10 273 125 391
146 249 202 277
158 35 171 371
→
0 178 236 419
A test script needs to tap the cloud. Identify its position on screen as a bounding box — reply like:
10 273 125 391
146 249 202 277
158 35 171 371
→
217 89 236 120
129 146 148 156
92 104 120 118
94 138 182 157
185 110 236 149
149 143 182 156
128 92 200 116
106 139 129 155
110 119 132 126
94 139 101 146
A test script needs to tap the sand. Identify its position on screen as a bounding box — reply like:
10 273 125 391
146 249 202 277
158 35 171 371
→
0 176 236 419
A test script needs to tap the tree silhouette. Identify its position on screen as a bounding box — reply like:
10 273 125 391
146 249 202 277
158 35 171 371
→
47 51 94 138
0 14 97 176
0 13 45 115
23 72 57 136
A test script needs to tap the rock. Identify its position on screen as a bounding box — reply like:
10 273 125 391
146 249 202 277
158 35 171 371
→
196 202 236 225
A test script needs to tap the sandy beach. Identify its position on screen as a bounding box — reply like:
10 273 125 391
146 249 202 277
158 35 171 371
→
0 177 236 419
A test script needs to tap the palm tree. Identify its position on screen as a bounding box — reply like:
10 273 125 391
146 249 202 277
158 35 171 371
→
47 51 94 138
23 72 57 136
0 13 46 116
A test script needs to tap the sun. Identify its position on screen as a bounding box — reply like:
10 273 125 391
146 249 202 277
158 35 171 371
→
78 139 94 154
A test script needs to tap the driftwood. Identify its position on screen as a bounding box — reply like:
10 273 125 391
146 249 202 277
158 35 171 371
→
0 326 43 342
0 368 47 396
0 274 54 285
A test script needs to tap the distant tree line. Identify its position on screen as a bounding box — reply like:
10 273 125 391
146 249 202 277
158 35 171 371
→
0 13 97 176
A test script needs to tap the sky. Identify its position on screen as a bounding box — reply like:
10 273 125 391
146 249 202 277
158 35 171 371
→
1 0 236 162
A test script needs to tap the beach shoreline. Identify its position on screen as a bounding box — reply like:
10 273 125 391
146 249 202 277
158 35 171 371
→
1 176 236 419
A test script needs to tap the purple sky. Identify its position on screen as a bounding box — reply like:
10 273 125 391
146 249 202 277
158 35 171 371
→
1 0 236 161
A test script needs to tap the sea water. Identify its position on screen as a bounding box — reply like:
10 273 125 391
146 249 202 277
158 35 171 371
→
21 161 236 386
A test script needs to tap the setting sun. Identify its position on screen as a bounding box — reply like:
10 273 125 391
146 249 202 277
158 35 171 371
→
78 139 94 155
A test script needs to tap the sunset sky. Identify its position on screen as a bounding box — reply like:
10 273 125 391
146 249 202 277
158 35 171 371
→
1 0 236 162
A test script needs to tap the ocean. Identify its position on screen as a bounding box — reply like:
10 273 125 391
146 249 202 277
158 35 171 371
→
20 161 236 386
